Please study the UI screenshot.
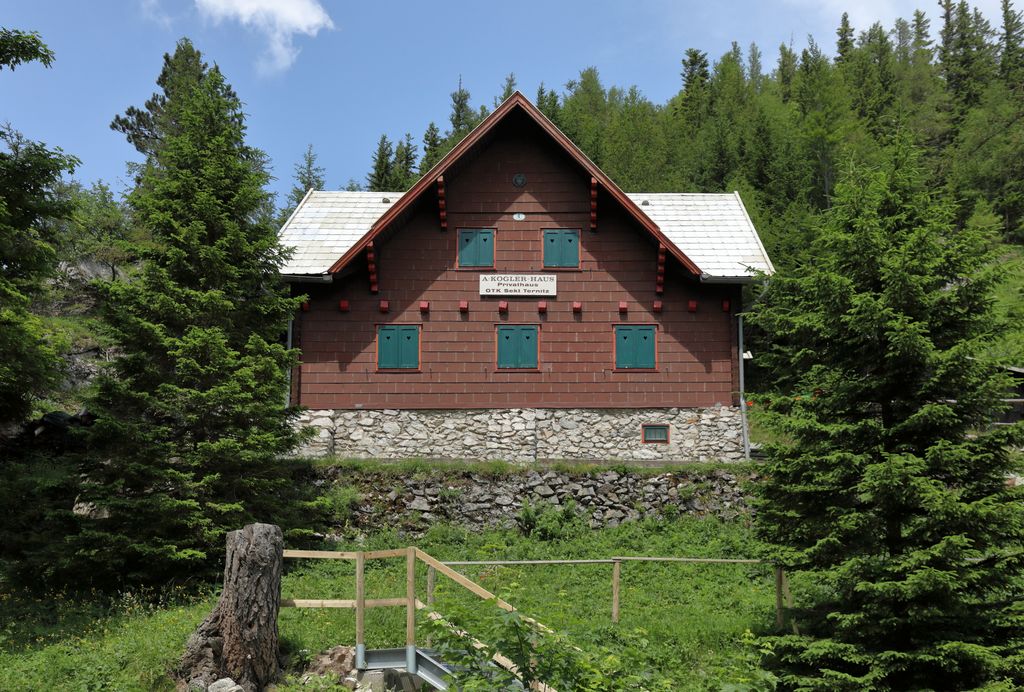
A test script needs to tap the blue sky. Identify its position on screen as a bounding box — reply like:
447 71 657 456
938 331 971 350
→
1 0 1004 203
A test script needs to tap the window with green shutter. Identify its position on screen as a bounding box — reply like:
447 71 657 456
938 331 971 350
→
542 229 580 268
497 325 538 369
377 325 419 369
614 325 656 369
458 228 494 267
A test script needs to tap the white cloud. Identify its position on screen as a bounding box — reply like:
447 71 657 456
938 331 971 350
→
140 0 173 29
195 0 335 74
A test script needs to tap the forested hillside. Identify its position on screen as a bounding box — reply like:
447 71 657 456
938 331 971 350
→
355 2 1023 366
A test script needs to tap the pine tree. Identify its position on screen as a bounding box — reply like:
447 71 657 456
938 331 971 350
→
278 143 325 225
777 43 798 102
750 138 1024 689
836 13 855 63
366 134 394 191
1000 0 1024 83
448 77 476 141
111 38 216 160
680 48 711 127
71 42 306 586
391 133 418 190
0 32 78 427
419 122 444 174
535 82 561 125
748 42 763 93
494 72 517 107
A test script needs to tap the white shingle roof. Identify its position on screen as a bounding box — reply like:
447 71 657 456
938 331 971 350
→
280 190 773 281
280 191 402 276
626 192 775 280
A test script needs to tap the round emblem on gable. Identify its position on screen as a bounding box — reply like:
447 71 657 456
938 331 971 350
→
512 173 527 187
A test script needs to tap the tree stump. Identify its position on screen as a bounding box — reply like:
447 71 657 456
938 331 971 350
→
178 523 284 692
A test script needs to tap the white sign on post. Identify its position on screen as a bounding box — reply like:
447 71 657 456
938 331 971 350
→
479 274 557 296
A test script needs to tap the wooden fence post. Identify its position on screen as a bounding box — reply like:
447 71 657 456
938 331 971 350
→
774 565 784 630
355 551 366 669
611 559 621 624
406 546 418 675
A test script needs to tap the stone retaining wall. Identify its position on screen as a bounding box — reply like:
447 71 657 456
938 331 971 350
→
316 467 753 533
296 406 745 463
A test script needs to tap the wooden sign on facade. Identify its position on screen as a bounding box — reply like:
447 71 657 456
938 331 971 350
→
479 274 557 296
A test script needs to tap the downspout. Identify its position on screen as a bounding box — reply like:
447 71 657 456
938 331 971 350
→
738 314 751 461
285 318 293 408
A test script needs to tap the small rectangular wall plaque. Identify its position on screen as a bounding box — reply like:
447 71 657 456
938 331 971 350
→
479 274 557 296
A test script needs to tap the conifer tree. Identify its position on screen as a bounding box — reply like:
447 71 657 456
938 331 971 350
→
495 72 517 107
278 143 325 225
1000 0 1024 83
448 77 476 140
836 13 855 63
72 40 306 585
366 134 394 191
0 31 77 427
750 138 1024 689
747 42 763 93
535 82 561 125
777 43 798 102
419 122 443 174
391 133 418 190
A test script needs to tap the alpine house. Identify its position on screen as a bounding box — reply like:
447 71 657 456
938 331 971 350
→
279 93 773 462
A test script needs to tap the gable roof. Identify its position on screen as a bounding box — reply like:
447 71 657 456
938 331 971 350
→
279 92 774 283
626 193 775 281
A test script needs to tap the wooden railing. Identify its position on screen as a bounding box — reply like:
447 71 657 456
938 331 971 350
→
281 547 796 687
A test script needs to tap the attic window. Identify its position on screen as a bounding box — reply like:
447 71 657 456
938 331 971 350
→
382 197 391 203
641 200 650 206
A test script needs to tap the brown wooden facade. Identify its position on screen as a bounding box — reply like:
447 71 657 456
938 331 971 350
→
290 106 742 411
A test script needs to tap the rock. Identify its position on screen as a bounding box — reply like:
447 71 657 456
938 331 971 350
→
534 484 555 497
494 494 514 506
301 645 356 683
207 679 243 692
408 497 431 512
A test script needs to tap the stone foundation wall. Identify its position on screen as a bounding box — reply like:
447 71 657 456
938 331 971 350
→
295 406 745 463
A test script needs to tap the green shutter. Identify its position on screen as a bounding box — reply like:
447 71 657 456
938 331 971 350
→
543 229 579 268
459 229 493 267
497 326 538 368
378 325 418 369
616 325 655 369
397 326 419 368
516 326 538 368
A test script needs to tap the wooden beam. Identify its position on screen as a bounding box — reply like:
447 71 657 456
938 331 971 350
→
406 546 417 647
437 176 447 230
366 242 378 294
283 549 358 560
280 598 406 609
590 177 598 230
611 560 621 624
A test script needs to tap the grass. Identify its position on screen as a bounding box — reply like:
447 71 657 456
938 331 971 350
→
310 455 760 478
0 516 775 691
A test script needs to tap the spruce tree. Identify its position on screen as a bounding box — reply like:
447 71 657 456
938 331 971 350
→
535 83 561 125
494 72 517 107
0 32 77 427
366 134 394 191
1000 0 1024 83
278 143 325 225
391 133 418 190
448 77 477 140
72 42 305 586
836 13 855 63
419 122 443 174
777 43 798 102
750 138 1024 689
